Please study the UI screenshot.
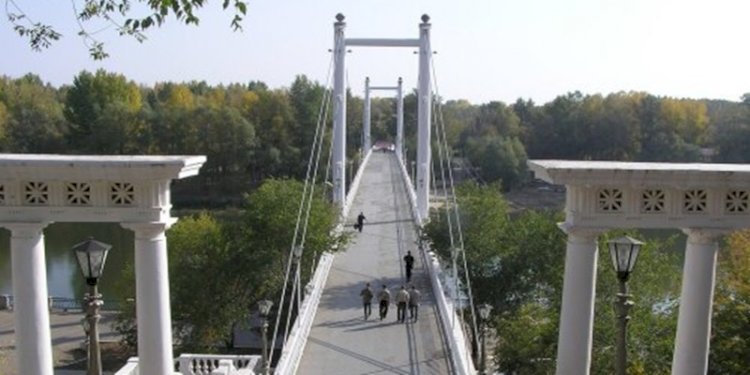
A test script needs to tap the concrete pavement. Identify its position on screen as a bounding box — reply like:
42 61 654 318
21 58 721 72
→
0 309 120 375
298 152 452 374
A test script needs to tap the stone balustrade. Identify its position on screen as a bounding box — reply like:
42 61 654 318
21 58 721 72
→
114 354 260 375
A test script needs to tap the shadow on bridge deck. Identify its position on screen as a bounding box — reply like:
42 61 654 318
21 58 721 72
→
298 153 453 375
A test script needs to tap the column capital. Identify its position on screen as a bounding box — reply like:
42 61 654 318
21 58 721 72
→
681 228 728 245
1 222 50 238
121 219 176 240
557 222 605 240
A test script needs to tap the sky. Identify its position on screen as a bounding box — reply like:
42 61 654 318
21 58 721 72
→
2 0 749 105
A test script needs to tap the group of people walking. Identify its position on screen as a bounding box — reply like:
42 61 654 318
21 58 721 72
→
360 283 421 323
354 211 422 323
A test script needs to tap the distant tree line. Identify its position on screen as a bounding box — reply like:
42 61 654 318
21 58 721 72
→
2 71 750 204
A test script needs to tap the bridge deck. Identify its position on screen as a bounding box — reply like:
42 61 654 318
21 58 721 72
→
298 152 452 374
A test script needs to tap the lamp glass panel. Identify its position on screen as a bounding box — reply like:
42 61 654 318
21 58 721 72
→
617 243 632 273
626 245 640 273
609 243 619 273
89 248 109 278
75 250 92 278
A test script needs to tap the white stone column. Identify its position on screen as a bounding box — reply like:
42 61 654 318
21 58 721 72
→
122 221 175 375
5 222 54 375
671 229 722 375
555 225 600 375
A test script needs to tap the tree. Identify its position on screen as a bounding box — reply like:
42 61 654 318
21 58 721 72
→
116 179 344 352
709 230 750 374
1 74 67 152
6 0 249 59
64 70 143 153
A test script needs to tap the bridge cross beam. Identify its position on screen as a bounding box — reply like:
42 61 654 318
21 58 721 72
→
331 13 432 221
363 77 405 162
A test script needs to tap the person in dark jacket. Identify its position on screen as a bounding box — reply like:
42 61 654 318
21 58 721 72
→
355 211 366 232
359 283 374 319
403 251 415 282
378 284 391 320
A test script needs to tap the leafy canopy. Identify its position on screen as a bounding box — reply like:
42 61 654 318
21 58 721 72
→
5 0 249 59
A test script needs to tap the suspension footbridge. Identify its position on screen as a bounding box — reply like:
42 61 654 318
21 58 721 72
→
297 152 452 374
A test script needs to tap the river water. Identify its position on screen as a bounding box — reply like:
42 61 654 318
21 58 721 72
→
0 223 134 302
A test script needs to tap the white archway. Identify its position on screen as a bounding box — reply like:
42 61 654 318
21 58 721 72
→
529 159 750 375
0 154 205 375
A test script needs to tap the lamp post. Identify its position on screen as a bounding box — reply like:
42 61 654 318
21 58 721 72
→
607 236 644 375
72 238 112 375
477 303 493 375
258 299 273 375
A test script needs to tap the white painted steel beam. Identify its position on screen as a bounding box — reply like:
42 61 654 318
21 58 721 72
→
345 38 420 47
397 77 404 163
416 15 432 221
332 14 347 206
363 77 371 152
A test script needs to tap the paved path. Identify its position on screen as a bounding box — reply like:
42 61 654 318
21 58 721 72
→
298 152 453 374
0 310 119 375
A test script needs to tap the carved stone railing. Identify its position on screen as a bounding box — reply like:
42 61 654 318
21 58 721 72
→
175 354 260 375
113 354 260 375
113 357 141 375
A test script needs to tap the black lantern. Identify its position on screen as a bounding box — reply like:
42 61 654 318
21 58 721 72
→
73 238 112 286
72 237 111 375
608 236 643 281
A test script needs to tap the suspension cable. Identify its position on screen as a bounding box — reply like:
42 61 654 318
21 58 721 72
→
431 95 462 330
269 54 334 361
431 55 481 353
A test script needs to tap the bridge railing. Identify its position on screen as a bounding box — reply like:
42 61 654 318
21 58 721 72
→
274 149 374 374
342 149 373 221
272 251 335 374
113 354 260 375
396 155 478 375
0 295 123 312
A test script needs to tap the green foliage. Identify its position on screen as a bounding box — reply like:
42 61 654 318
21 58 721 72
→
421 184 750 374
0 74 67 152
708 230 750 374
115 179 343 352
7 0 249 59
64 70 142 153
519 91 711 163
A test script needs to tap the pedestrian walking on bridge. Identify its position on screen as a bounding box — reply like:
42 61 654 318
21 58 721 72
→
409 285 421 322
396 285 410 323
378 285 391 320
403 250 415 282
355 211 366 232
360 283 374 320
